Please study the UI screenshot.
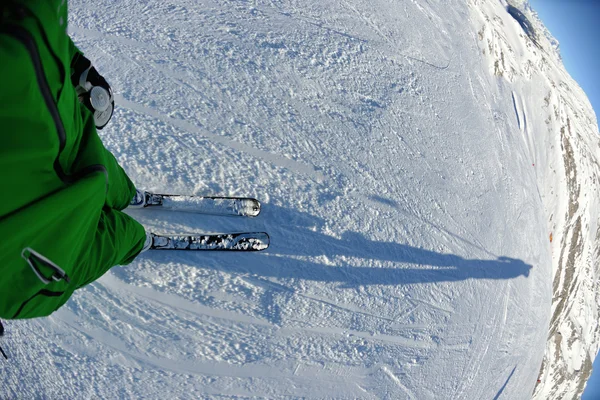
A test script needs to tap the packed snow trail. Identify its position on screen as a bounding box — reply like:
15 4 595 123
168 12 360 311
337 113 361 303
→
0 0 555 398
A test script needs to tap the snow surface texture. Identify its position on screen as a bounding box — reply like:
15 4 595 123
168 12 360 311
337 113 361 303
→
1 0 597 398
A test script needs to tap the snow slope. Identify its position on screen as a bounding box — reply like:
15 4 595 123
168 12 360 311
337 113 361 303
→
471 0 600 398
6 0 597 398
481 1 600 398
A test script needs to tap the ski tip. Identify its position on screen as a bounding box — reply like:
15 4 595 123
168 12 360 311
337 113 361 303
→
240 198 261 217
234 231 269 250
250 231 269 251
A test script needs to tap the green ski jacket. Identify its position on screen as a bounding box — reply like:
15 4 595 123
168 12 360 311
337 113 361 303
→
0 0 146 319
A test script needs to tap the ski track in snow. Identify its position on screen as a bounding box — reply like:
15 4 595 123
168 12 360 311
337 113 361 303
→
0 0 557 399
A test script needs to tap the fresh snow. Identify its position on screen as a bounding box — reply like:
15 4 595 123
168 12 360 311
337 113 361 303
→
2 0 598 399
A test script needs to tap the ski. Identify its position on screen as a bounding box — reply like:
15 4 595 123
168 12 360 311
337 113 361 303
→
142 192 261 217
149 232 270 251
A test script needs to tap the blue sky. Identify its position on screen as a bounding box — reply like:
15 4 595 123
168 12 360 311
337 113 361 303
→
584 355 600 400
526 2 600 398
528 0 600 129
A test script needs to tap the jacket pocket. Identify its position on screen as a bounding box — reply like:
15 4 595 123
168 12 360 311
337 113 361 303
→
12 289 67 319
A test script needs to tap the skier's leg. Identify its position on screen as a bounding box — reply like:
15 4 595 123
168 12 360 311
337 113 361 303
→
102 148 138 211
77 208 147 287
73 112 139 211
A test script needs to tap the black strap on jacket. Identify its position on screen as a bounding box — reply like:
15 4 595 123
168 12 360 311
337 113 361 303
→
0 320 7 360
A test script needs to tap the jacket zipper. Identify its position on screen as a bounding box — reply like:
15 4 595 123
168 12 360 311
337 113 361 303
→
0 24 108 184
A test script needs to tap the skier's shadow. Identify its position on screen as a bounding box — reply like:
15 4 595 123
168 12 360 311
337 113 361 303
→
179 203 533 287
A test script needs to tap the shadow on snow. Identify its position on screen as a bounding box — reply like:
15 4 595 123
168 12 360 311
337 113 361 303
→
146 202 532 287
